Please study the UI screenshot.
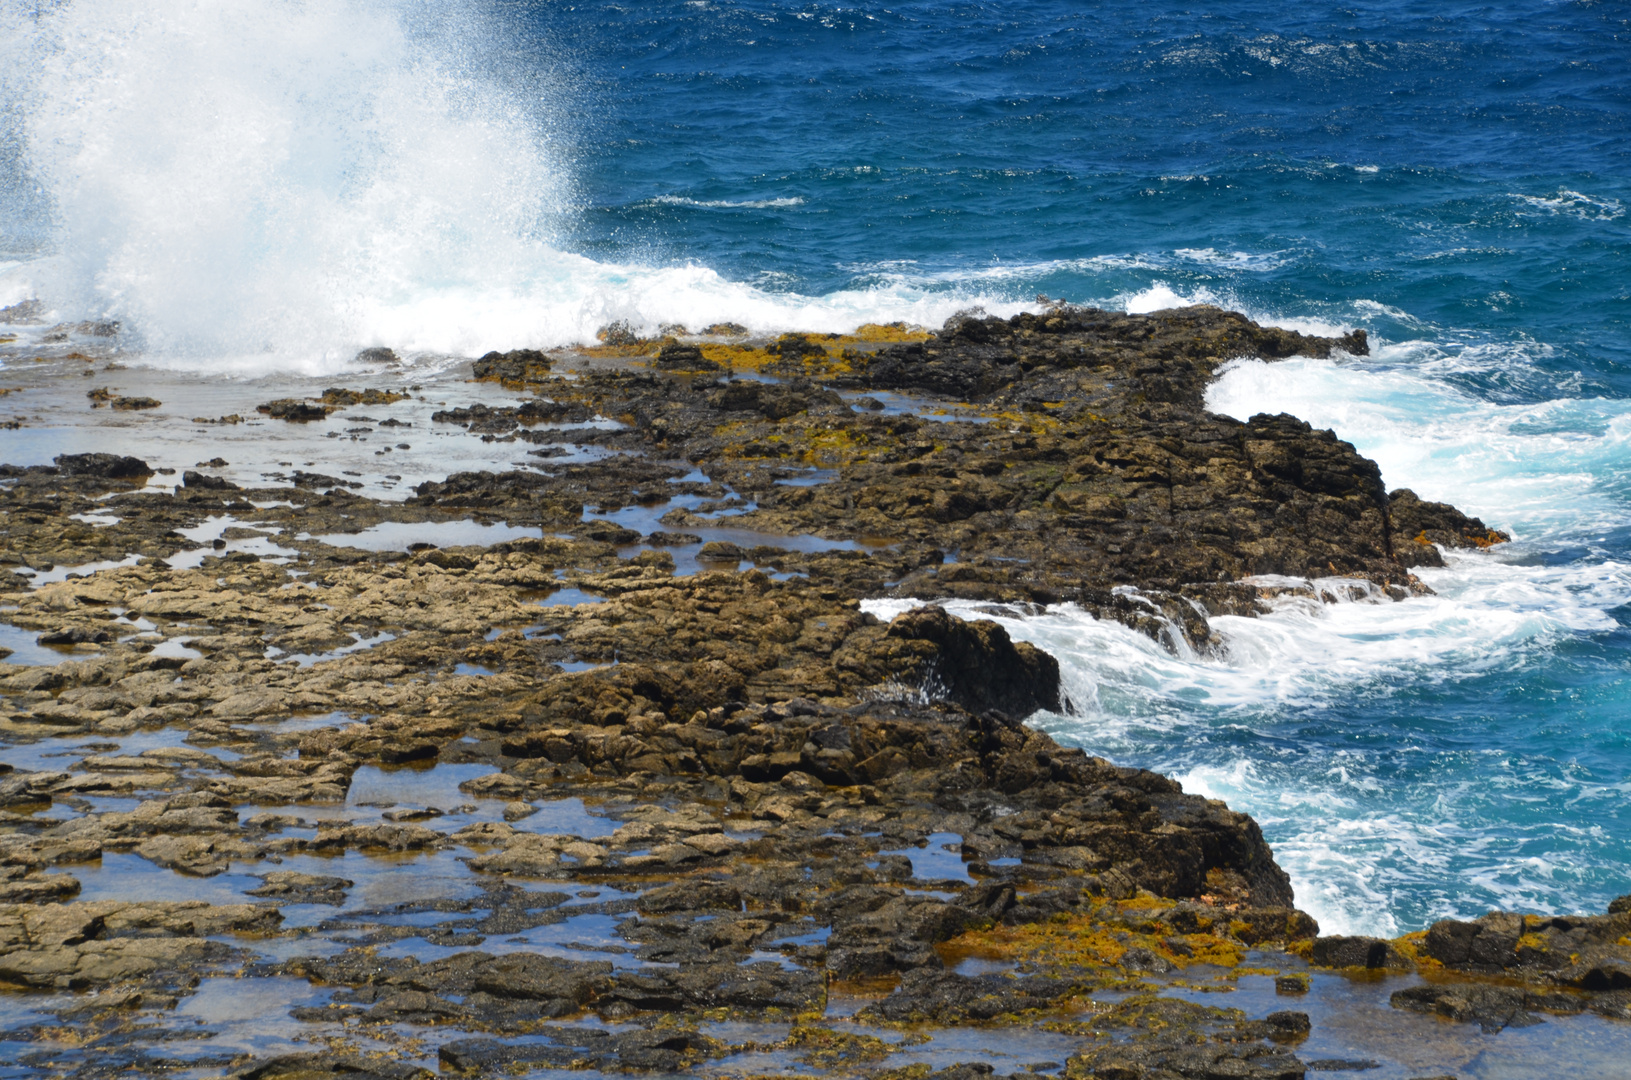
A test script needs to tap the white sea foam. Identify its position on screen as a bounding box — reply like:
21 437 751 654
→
1 0 573 367
1510 188 1624 221
865 539 1630 935
1172 247 1292 272
650 195 806 209
1121 282 1220 315
1116 281 1357 338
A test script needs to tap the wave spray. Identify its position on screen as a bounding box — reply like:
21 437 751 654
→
0 0 1021 372
0 0 593 369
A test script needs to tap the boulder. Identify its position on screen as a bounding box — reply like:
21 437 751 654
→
1308 935 1411 970
54 452 152 479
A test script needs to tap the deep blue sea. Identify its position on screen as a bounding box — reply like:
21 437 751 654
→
2 0 1629 935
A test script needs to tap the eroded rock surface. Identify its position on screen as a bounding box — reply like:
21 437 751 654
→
0 306 1564 1080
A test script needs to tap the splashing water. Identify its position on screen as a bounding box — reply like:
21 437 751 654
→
2 0 566 365
0 0 1029 370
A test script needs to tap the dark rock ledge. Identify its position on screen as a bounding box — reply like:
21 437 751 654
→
0 305 1600 1080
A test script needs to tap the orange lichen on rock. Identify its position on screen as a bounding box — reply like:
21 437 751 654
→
937 897 1246 975
1391 930 1437 967
574 322 931 370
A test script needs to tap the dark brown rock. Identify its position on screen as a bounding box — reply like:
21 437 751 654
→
1308 935 1411 970
1388 488 1511 567
1390 983 1542 1032
54 452 152 479
655 343 719 371
257 398 331 421
856 604 1061 716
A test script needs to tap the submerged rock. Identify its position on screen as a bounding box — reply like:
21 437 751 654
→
1390 983 1544 1032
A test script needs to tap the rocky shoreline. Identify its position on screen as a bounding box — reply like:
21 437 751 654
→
0 306 1624 1079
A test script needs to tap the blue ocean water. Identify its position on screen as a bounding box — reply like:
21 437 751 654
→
2 0 1629 934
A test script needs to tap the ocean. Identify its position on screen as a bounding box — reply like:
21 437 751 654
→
2 0 1628 936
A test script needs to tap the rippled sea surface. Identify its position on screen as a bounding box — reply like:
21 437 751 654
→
2 0 1629 934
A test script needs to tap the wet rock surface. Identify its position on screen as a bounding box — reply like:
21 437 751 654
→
0 306 1613 1079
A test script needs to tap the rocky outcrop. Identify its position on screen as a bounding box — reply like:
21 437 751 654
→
412 305 1499 650
256 398 331 421
839 604 1061 716
1387 487 1512 564
53 452 152 479
1419 907 1631 990
471 347 552 383
848 306 1368 404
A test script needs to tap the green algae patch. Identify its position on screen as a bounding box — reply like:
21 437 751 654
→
783 1025 898 1068
797 423 878 466
714 417 881 467
1094 992 1248 1034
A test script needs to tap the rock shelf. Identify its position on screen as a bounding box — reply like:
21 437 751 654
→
0 306 1621 1080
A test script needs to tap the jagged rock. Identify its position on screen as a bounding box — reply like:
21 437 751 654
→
859 968 1079 1022
654 343 719 371
438 1028 726 1073
321 387 409 406
470 952 612 1012
848 604 1061 716
37 626 114 645
1071 1047 1306 1078
638 881 741 914
136 834 235 876
0 868 80 903
1419 909 1631 981
1389 488 1510 563
0 901 281 988
599 961 825 1015
183 469 239 490
473 348 552 382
